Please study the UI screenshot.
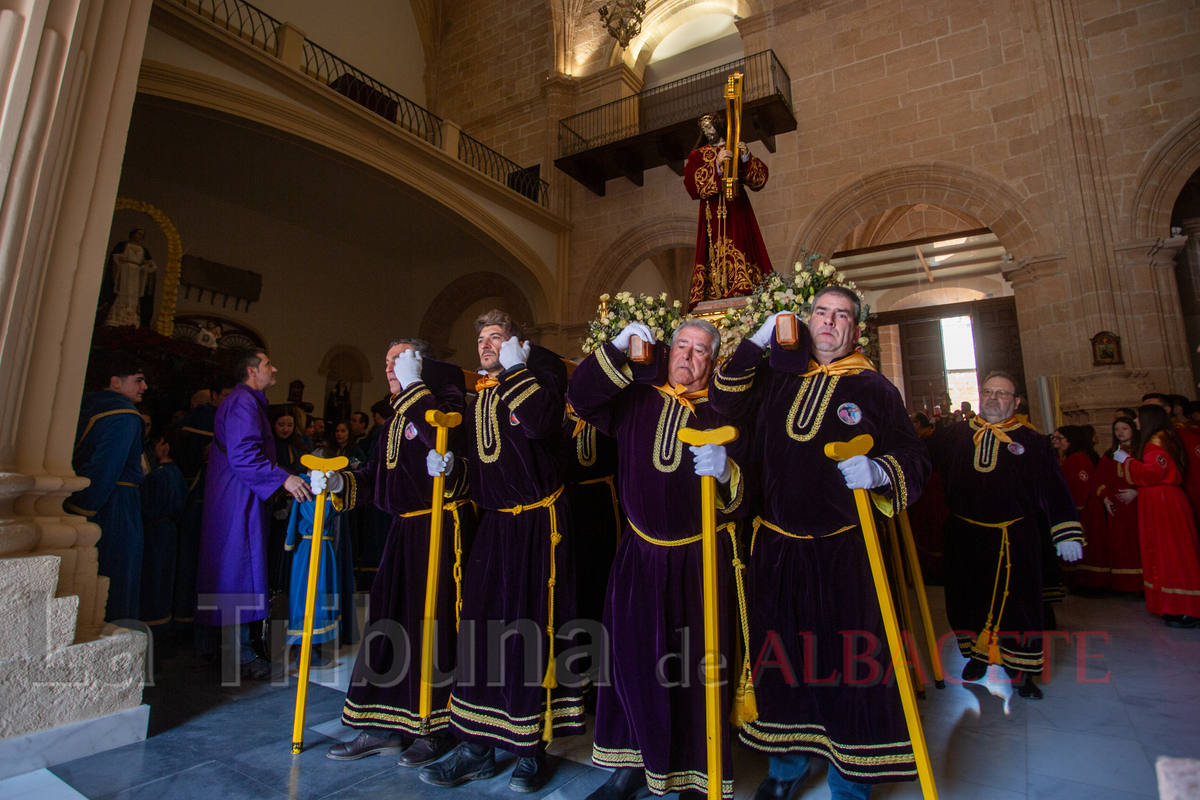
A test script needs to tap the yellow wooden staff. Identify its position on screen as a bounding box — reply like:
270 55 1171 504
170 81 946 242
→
292 453 349 754
418 409 462 727
824 435 939 800
677 425 739 800
897 509 945 688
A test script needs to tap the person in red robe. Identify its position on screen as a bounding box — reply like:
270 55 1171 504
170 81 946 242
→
1113 404 1200 627
685 113 772 310
1097 417 1143 593
1052 426 1111 589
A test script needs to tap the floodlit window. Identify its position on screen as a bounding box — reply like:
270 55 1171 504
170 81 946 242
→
941 316 979 412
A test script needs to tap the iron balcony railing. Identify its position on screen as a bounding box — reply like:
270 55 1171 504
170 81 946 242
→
558 49 793 159
172 0 551 207
301 39 442 147
179 0 280 54
459 132 549 207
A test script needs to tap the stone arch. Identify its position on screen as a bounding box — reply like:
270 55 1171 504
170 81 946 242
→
136 68 557 322
419 271 536 358
578 215 696 319
318 344 373 382
1128 108 1200 240
790 163 1051 264
609 0 758 72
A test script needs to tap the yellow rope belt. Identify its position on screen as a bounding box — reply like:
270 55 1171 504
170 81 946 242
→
750 516 856 556
955 513 1023 664
629 518 758 726
574 474 621 543
116 481 138 487
398 499 471 631
496 484 564 743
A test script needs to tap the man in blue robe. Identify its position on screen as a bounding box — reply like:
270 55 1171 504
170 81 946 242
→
194 349 312 680
67 352 149 623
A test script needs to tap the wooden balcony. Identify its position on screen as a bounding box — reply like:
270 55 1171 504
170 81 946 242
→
555 50 797 196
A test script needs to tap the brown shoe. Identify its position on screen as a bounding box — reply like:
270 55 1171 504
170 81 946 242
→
327 730 409 761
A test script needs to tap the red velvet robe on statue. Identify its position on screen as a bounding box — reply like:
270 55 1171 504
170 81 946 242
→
1060 451 1112 588
1120 438 1200 617
685 144 772 309
1095 453 1143 592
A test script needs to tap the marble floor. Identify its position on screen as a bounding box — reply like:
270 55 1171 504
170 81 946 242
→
17 588 1199 799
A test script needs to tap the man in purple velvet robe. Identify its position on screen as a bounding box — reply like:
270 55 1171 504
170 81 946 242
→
709 287 931 800
195 349 312 681
928 372 1083 699
568 318 747 800
312 339 475 767
419 310 580 795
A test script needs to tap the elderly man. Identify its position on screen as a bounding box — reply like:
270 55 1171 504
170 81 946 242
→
195 349 312 681
67 352 150 622
420 310 580 795
568 319 746 800
931 371 1083 699
709 287 930 800
312 339 473 767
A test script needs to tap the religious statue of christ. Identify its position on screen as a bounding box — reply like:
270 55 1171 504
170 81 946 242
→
685 113 773 310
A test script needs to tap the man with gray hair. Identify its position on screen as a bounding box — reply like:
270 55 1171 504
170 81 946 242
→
311 337 475 767
710 285 931 799
568 317 748 800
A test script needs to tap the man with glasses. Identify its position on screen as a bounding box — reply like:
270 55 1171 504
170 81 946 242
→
710 286 930 800
930 372 1083 699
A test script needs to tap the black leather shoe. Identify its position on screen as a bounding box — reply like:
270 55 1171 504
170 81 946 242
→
585 767 648 800
326 730 408 761
398 732 455 767
509 754 551 793
961 658 988 682
753 774 806 800
1165 614 1200 628
1015 674 1044 699
419 742 495 787
240 656 281 681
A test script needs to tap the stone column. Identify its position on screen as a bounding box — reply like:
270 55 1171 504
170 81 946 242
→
1113 235 1191 396
0 0 151 747
1176 218 1200 387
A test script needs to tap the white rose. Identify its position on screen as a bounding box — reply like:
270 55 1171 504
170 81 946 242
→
600 293 610 301
858 336 869 347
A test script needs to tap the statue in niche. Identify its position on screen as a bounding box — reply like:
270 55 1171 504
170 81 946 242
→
102 228 158 327
325 380 352 425
196 321 222 350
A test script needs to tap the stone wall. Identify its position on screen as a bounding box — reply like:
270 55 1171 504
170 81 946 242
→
425 0 1200 426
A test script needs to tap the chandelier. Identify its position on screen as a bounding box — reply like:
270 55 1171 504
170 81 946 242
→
598 0 647 48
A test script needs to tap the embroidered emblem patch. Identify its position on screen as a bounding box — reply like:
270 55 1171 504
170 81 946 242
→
510 412 520 426
404 422 417 440
1157 453 1168 468
1078 470 1089 482
1008 442 1025 455
837 403 863 426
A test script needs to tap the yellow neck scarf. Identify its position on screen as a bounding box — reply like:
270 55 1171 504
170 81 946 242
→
654 382 708 414
972 416 1019 446
800 352 875 377
565 402 587 437
475 374 500 391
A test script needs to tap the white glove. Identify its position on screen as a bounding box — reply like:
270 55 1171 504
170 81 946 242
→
750 312 783 349
1112 448 1130 464
838 455 890 490
498 336 531 371
611 322 655 353
393 348 422 390
690 444 732 484
426 449 454 477
308 470 343 495
1057 541 1083 562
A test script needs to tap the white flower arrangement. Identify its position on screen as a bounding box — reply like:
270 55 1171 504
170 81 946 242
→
582 291 685 354
719 249 873 354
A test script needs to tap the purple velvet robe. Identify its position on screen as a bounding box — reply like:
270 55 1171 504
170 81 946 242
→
451 345 582 755
337 361 476 736
563 411 622 628
709 335 930 784
929 419 1083 672
568 341 748 799
194 383 290 627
